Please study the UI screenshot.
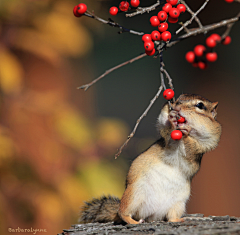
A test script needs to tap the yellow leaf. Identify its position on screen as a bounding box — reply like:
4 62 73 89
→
96 118 129 148
0 49 23 94
54 107 93 150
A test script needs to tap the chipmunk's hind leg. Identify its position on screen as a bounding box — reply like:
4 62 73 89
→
167 201 185 223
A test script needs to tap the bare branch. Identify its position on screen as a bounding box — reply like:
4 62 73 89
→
126 1 161 17
78 53 147 91
115 85 163 159
179 14 240 40
84 11 144 36
176 0 210 35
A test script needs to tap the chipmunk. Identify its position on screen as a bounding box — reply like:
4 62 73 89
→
79 94 222 224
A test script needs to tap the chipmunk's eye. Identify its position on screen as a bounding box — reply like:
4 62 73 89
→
195 102 206 110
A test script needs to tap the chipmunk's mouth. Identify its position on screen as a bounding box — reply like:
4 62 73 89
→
169 111 190 136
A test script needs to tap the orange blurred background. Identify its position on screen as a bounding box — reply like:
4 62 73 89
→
0 0 239 234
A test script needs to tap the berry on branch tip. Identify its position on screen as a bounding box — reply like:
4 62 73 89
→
119 1 129 11
161 31 171 42
150 16 160 27
158 22 168 32
171 130 183 140
206 37 217 48
151 30 161 41
73 5 81 17
198 61 207 70
158 11 168 21
177 4 186 13
77 3 87 15
142 34 152 42
177 116 185 123
194 45 206 57
222 36 231 45
169 8 180 18
130 0 140 8
185 51 195 63
163 89 174 100
168 16 178 23
109 6 118 16
206 52 218 62
166 0 178 6
145 48 156 56
144 41 155 51
162 3 172 13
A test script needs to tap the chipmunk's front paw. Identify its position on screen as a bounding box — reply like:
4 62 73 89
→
169 111 178 128
178 125 191 137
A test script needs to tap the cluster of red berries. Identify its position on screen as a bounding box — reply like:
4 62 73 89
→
185 34 231 69
73 3 87 17
141 0 186 56
109 0 140 16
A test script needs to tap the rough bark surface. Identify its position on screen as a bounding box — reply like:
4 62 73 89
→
59 214 240 235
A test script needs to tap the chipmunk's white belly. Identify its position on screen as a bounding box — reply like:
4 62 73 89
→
132 161 190 221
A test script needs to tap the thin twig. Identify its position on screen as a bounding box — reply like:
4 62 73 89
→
78 53 147 91
179 0 203 29
84 11 144 36
126 1 161 17
176 0 210 35
115 85 163 159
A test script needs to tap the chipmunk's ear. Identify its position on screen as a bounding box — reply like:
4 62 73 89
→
211 102 218 119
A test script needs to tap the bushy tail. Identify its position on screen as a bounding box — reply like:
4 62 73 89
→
79 195 123 224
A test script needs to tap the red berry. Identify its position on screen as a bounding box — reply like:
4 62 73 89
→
169 8 180 18
142 34 152 42
144 41 155 51
168 16 178 23
198 61 207 70
185 51 195 63
210 33 221 42
158 22 168 32
206 37 216 48
163 89 174 100
161 31 171 41
194 45 206 57
162 3 172 13
225 0 234 2
73 5 81 17
157 11 168 21
151 30 161 41
130 0 140 7
77 3 87 15
150 16 160 27
177 4 186 13
206 52 218 62
166 0 178 6
109 6 118 15
119 1 129 11
177 116 185 123
171 130 183 140
145 48 156 56
222 36 231 45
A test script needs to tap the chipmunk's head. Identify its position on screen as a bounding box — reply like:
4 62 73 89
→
172 94 222 152
157 93 222 153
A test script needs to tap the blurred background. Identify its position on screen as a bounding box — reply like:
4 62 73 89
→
0 0 239 234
